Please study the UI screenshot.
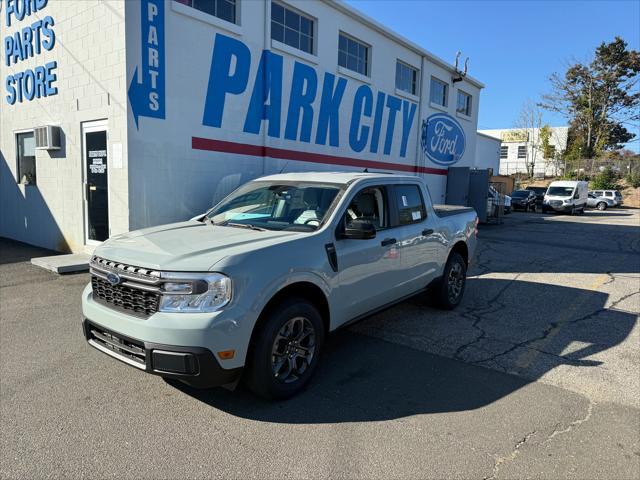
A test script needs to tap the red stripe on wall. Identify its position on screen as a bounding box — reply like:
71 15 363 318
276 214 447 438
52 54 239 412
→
191 137 449 176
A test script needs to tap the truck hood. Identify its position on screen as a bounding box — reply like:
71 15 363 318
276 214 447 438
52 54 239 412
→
94 221 297 271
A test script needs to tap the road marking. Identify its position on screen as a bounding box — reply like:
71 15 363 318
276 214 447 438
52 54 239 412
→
514 274 610 369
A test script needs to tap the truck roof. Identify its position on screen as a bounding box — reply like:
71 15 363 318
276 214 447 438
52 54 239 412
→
548 180 587 187
258 171 419 185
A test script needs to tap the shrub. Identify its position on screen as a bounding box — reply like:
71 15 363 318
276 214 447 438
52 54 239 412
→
590 167 619 190
626 172 640 188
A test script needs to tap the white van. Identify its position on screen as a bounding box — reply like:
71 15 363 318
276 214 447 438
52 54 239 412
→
542 181 588 214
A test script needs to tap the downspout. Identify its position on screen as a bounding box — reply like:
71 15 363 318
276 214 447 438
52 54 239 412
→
414 54 426 178
262 0 270 176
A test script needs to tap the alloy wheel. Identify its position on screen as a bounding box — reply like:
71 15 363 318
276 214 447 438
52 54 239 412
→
447 262 464 303
271 316 316 384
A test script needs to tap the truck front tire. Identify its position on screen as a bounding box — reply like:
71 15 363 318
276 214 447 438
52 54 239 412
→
434 252 467 310
245 298 324 400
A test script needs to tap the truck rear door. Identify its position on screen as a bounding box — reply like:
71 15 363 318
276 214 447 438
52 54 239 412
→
390 183 446 294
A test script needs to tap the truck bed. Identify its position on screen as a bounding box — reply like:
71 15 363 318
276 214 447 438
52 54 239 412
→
433 204 476 218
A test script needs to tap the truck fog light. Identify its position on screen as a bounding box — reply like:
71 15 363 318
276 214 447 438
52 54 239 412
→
159 274 231 313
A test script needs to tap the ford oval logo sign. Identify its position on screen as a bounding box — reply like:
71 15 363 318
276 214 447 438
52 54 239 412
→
106 272 121 285
421 114 466 166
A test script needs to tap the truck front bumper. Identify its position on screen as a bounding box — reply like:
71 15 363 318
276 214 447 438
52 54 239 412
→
81 283 250 387
82 318 242 388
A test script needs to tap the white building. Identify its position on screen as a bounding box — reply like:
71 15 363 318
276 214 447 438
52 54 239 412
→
474 132 501 175
479 127 569 178
1 0 485 253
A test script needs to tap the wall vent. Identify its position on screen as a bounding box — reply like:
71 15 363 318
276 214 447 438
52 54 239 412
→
34 125 62 150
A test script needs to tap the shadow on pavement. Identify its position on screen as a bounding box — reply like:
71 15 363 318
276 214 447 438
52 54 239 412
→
0 237 59 265
172 277 636 423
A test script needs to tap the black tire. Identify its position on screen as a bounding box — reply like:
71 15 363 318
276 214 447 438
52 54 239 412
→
434 252 467 310
597 202 607 211
244 298 324 400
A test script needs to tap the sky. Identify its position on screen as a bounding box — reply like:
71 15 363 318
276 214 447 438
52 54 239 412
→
345 0 640 151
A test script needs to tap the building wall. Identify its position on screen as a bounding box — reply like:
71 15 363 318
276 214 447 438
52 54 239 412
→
1 0 128 252
474 133 500 173
479 127 568 177
125 0 483 231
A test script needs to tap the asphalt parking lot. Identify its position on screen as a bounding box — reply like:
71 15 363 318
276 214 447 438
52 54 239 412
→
1 209 639 479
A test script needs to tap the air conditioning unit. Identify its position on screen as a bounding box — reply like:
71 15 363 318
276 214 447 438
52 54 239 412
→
34 125 61 150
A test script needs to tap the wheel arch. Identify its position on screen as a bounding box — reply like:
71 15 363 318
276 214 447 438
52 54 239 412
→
246 281 330 363
449 240 469 266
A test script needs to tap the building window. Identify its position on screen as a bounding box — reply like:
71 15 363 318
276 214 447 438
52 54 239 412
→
395 185 426 225
517 146 527 159
500 145 508 159
175 0 236 24
271 2 314 54
338 33 369 76
16 131 36 185
396 61 418 95
456 90 472 116
429 77 448 107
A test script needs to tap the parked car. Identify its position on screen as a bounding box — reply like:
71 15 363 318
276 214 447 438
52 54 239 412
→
590 190 623 207
487 186 511 215
525 186 547 206
510 190 537 212
542 181 588 214
587 193 616 211
82 172 478 399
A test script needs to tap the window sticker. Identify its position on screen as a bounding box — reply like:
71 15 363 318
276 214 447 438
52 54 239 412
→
401 195 408 207
411 210 421 221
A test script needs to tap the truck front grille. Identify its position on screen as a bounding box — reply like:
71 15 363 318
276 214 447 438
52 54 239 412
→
87 322 146 369
550 200 563 207
91 276 160 318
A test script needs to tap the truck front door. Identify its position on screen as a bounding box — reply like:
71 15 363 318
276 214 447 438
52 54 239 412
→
333 186 404 322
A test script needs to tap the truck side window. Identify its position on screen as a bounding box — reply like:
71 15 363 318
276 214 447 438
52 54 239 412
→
395 185 426 225
345 187 387 230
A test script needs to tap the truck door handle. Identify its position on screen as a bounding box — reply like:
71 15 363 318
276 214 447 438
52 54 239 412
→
422 229 434 236
381 238 396 247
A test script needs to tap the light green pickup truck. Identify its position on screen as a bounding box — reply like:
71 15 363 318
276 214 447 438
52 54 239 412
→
82 172 478 399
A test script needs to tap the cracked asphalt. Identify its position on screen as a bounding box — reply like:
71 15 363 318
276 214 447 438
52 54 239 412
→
1 209 639 479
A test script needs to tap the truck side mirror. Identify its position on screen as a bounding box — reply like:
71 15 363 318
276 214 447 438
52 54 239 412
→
573 192 580 199
342 220 376 240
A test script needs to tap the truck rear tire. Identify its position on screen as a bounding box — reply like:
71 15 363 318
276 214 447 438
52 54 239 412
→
434 252 467 310
244 298 324 400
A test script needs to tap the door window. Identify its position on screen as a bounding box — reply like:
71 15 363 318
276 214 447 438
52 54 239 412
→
394 185 426 225
85 130 109 242
345 187 387 230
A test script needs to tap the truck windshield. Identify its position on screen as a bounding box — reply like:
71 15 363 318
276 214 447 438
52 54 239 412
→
547 186 574 197
207 182 341 231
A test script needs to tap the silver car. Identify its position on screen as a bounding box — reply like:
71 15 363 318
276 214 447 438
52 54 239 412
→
590 190 623 206
587 193 616 210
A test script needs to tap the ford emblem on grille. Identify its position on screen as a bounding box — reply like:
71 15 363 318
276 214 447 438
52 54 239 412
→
106 272 121 285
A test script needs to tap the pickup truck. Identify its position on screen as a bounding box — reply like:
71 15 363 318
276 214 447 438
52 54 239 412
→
82 172 478 399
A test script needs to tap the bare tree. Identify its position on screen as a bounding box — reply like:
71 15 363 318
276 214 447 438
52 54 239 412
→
515 100 543 178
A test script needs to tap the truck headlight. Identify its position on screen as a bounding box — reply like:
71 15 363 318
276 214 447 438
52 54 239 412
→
159 273 231 313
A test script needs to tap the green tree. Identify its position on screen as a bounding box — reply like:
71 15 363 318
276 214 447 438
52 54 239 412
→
541 37 640 158
540 124 553 159
590 166 620 190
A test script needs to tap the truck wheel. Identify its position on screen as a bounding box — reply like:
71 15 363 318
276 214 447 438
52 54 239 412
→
597 202 607 211
434 252 467 310
245 298 324 400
